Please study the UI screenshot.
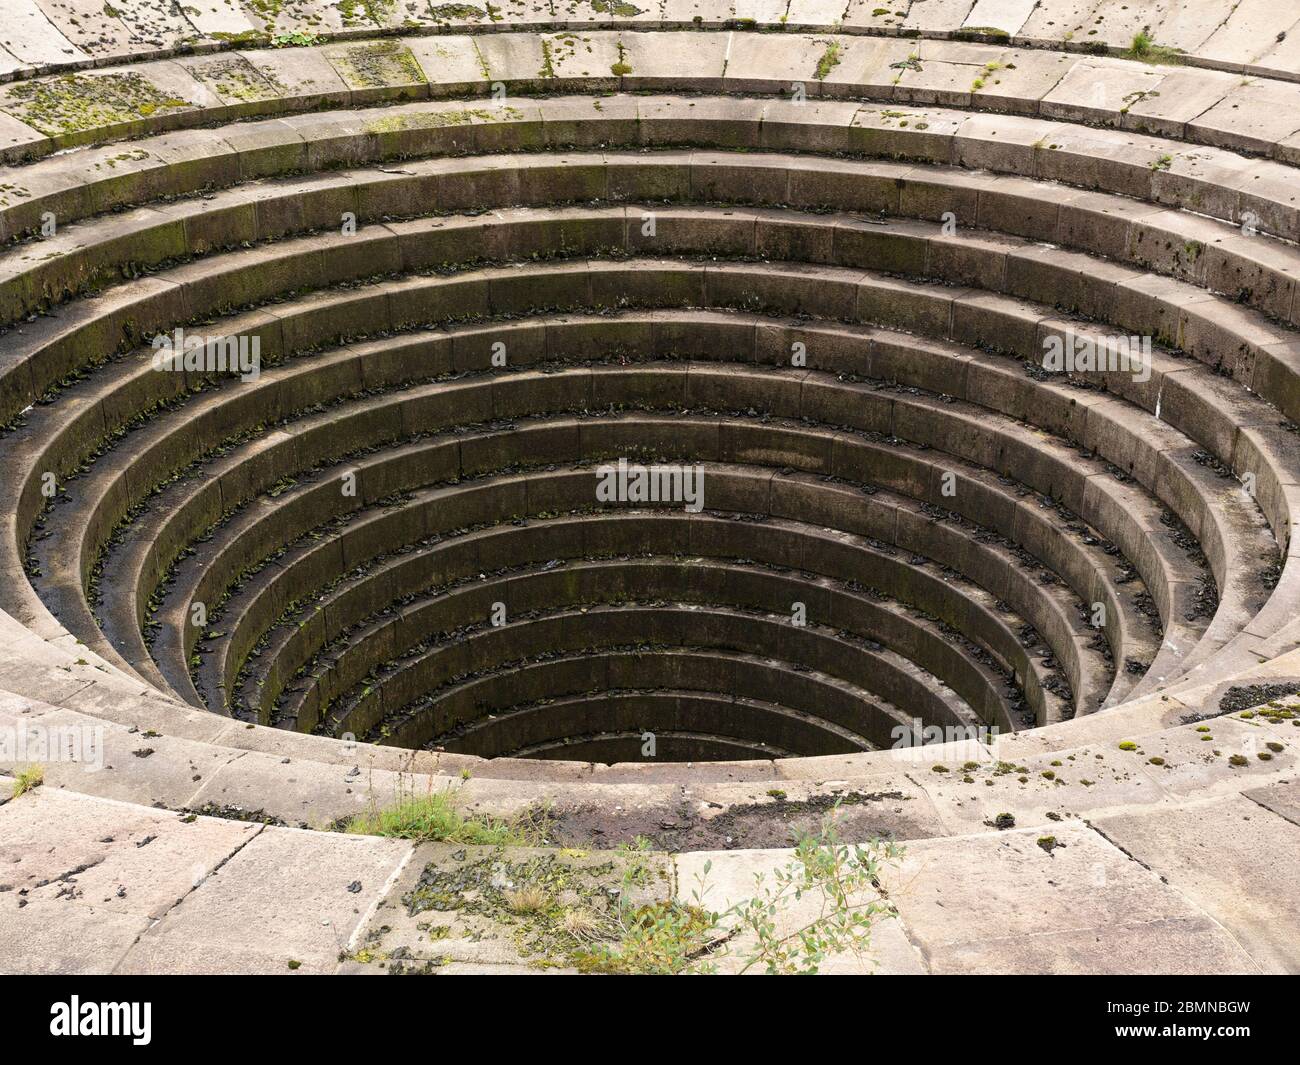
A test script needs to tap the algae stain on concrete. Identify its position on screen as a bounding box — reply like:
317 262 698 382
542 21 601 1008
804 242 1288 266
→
3 73 194 137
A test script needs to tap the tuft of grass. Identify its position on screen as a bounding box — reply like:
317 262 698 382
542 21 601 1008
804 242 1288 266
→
11 765 43 798
561 906 606 941
1127 29 1183 64
344 785 533 845
503 885 551 914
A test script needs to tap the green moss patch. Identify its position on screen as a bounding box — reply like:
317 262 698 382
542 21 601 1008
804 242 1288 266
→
328 41 429 90
814 40 842 81
191 58 283 104
2 73 194 137
363 106 523 134
337 0 397 26
590 0 644 15
429 3 485 18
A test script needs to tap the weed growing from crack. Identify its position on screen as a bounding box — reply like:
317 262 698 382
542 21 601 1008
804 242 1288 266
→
344 779 540 845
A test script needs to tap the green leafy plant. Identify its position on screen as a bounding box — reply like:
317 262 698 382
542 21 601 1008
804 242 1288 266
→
272 32 321 48
727 812 903 974
580 805 903 974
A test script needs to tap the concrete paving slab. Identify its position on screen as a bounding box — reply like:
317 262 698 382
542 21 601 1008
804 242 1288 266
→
184 747 417 827
1016 0 1103 46
619 30 730 82
179 0 258 40
0 59 214 145
36 0 140 61
962 0 1037 36
239 45 353 106
1197 0 1300 70
0 110 46 163
323 39 429 95
1125 716 1299 800
0 897 152 974
407 35 491 88
840 0 904 33
1078 0 1170 54
0 787 259 920
784 0 851 29
890 0 977 35
251 0 349 37
0 703 244 809
115 825 410 973
93 0 194 49
725 32 832 95
905 737 1176 834
475 31 546 86
543 31 622 82
1092 795 1300 972
1120 66 1239 138
1254 16 1300 78
936 914 1260 973
178 52 284 107
1189 80 1300 155
1041 59 1166 125
967 49 1076 114
0 0 88 67
892 48 988 107
1242 775 1300 823
883 824 1261 973
59 683 230 744
1150 1 1227 56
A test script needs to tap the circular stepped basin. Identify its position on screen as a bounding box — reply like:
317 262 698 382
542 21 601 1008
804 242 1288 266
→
4 32 1300 764
3 5 1300 977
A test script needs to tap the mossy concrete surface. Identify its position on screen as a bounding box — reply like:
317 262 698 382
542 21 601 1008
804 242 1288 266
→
3 758 1298 973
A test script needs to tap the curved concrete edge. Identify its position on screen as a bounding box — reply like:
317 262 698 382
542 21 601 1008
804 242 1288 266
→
9 0 1300 87
1 29 1299 165
1 589 1296 802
